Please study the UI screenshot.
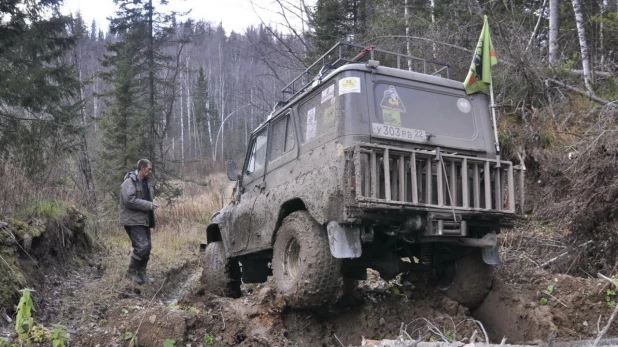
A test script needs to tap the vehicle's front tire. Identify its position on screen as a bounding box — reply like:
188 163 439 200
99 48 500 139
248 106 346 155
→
273 211 342 308
438 250 493 309
201 241 241 298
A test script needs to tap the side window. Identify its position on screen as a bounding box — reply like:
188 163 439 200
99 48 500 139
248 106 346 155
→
298 82 338 144
245 129 268 176
269 113 296 162
284 114 296 152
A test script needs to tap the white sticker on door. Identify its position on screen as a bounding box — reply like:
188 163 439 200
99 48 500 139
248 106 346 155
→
321 84 335 103
306 107 317 141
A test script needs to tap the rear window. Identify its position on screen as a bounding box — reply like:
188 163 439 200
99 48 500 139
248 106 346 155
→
374 83 477 139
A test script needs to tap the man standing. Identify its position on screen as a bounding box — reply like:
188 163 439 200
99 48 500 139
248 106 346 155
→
120 159 157 284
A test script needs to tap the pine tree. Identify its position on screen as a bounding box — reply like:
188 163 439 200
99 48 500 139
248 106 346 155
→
98 0 184 199
309 0 371 54
90 19 98 41
0 0 82 175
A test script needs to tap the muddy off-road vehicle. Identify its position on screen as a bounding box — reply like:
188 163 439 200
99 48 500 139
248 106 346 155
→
201 42 523 309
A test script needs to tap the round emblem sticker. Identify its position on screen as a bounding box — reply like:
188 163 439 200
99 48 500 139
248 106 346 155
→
457 98 472 113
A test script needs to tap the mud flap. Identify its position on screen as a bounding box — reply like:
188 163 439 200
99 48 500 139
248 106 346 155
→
326 222 362 259
481 239 501 265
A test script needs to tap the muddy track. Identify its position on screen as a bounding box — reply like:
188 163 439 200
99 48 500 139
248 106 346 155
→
3 247 618 346
66 260 618 346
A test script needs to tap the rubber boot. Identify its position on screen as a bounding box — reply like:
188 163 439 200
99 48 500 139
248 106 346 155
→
125 257 144 285
138 258 154 284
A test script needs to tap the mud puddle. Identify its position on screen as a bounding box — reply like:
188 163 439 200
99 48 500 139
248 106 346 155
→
161 267 202 305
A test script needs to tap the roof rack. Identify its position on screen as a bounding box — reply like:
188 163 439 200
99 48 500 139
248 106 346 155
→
280 41 451 104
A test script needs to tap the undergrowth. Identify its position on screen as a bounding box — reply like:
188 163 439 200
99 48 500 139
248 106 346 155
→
499 91 618 275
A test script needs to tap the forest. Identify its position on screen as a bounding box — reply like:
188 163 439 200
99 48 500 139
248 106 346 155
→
2 0 618 345
1 0 617 215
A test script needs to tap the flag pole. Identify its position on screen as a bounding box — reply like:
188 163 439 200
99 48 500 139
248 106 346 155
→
489 78 501 166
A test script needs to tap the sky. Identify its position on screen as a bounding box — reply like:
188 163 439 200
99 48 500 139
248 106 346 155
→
61 0 309 35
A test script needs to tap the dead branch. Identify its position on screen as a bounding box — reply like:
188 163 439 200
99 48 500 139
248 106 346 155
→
334 334 345 347
525 0 547 53
540 240 594 268
541 290 569 308
547 78 617 107
371 35 473 55
219 306 226 330
592 273 618 347
1 308 12 323
571 70 613 77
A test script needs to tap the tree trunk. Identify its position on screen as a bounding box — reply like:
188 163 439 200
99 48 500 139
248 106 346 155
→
571 0 594 94
73 40 98 238
207 65 214 159
430 0 436 58
526 0 547 53
148 0 156 162
405 0 411 70
180 59 185 165
600 0 607 66
549 0 558 66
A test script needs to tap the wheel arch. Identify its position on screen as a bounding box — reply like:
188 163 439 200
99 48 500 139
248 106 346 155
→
270 198 307 246
206 223 222 243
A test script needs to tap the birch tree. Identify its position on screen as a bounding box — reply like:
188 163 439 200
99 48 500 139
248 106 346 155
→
571 0 593 94
548 0 558 66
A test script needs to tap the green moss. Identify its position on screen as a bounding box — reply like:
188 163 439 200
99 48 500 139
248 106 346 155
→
16 200 72 223
0 247 26 313
0 202 91 313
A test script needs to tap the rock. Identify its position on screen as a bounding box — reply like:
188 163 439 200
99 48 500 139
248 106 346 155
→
149 315 157 324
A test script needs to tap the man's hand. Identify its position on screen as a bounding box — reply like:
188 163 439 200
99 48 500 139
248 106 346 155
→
152 202 159 210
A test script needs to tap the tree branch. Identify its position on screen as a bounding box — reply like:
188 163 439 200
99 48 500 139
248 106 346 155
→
547 78 617 107
370 35 474 54
593 273 618 347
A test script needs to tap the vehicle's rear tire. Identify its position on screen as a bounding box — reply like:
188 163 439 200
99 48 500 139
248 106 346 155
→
273 211 342 308
439 251 493 309
201 241 241 298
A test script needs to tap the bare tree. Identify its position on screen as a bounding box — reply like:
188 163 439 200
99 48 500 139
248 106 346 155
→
571 0 593 94
549 0 558 66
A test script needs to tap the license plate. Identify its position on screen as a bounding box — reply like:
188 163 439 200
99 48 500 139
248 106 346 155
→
371 123 427 142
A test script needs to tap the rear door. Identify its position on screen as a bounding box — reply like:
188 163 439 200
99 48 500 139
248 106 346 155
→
370 80 492 153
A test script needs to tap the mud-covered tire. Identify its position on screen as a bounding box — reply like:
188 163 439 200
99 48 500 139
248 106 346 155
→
201 241 241 298
439 251 493 309
273 211 342 308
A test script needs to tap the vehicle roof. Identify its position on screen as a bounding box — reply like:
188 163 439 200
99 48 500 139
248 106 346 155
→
252 63 466 135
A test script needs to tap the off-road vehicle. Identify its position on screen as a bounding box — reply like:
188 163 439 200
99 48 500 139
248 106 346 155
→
201 42 523 308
